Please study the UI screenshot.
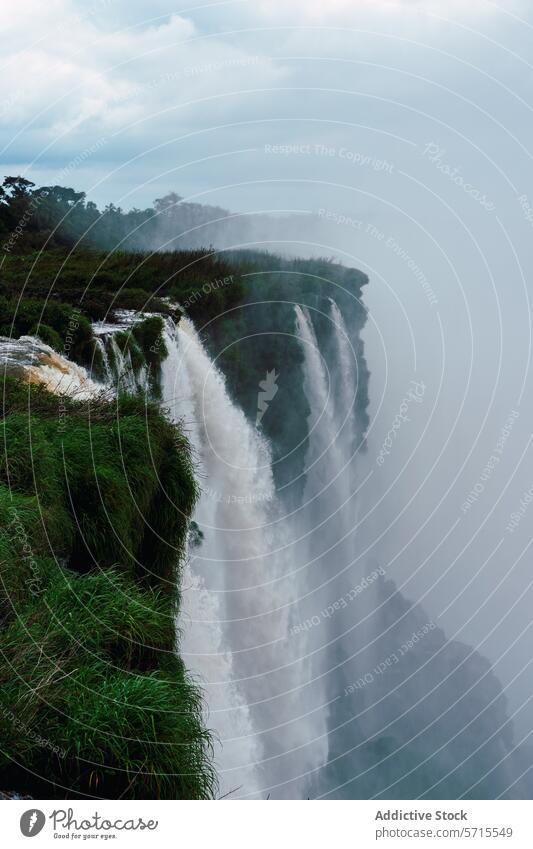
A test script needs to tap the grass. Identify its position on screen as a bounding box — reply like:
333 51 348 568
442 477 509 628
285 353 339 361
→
0 377 216 799
0 246 244 324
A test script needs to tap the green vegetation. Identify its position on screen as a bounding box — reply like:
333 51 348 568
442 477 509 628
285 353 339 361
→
0 175 245 327
0 245 243 324
0 176 247 379
0 378 216 799
0 295 101 369
0 178 243 255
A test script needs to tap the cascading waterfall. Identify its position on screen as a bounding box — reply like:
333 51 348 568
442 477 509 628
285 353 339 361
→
295 303 359 543
161 302 373 798
94 337 112 383
296 309 533 801
165 303 533 800
292 303 365 649
159 317 263 796
161 317 334 797
93 313 147 393
290 303 374 796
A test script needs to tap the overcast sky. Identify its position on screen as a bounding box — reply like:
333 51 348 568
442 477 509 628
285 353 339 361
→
2 0 531 212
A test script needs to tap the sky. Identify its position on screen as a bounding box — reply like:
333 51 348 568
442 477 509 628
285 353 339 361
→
1 0 531 212
4 0 533 796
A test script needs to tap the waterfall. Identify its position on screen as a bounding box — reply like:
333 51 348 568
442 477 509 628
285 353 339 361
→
93 314 147 393
160 303 389 799
161 317 336 797
292 304 362 636
295 309 533 801
94 337 112 383
295 303 355 523
162 304 371 798
0 335 102 398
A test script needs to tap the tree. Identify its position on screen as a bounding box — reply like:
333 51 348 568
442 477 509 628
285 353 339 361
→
2 176 35 198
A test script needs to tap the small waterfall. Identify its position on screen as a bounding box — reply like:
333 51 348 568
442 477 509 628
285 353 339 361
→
330 300 353 390
295 305 349 504
293 304 361 601
93 314 148 394
94 337 112 383
109 336 143 393
0 335 102 398
0 313 150 398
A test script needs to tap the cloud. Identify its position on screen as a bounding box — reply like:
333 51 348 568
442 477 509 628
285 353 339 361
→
0 0 284 181
1 6 196 130
1 0 529 211
252 0 502 22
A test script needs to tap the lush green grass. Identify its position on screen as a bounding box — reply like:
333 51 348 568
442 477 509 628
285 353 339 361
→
0 246 244 324
0 377 216 799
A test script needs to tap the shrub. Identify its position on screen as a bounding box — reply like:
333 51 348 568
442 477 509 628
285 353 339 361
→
0 377 214 799
0 296 97 368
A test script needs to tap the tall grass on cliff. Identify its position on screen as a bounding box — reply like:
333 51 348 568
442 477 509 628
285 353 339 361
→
0 378 216 799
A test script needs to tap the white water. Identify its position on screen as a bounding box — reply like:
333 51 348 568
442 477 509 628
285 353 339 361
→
0 313 150 397
0 335 102 398
93 314 147 393
293 304 363 616
158 303 373 798
162 316 353 797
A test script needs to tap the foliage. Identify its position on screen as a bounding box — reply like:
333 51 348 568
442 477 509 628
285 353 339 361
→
0 377 215 799
0 245 244 326
0 176 248 255
0 296 99 368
